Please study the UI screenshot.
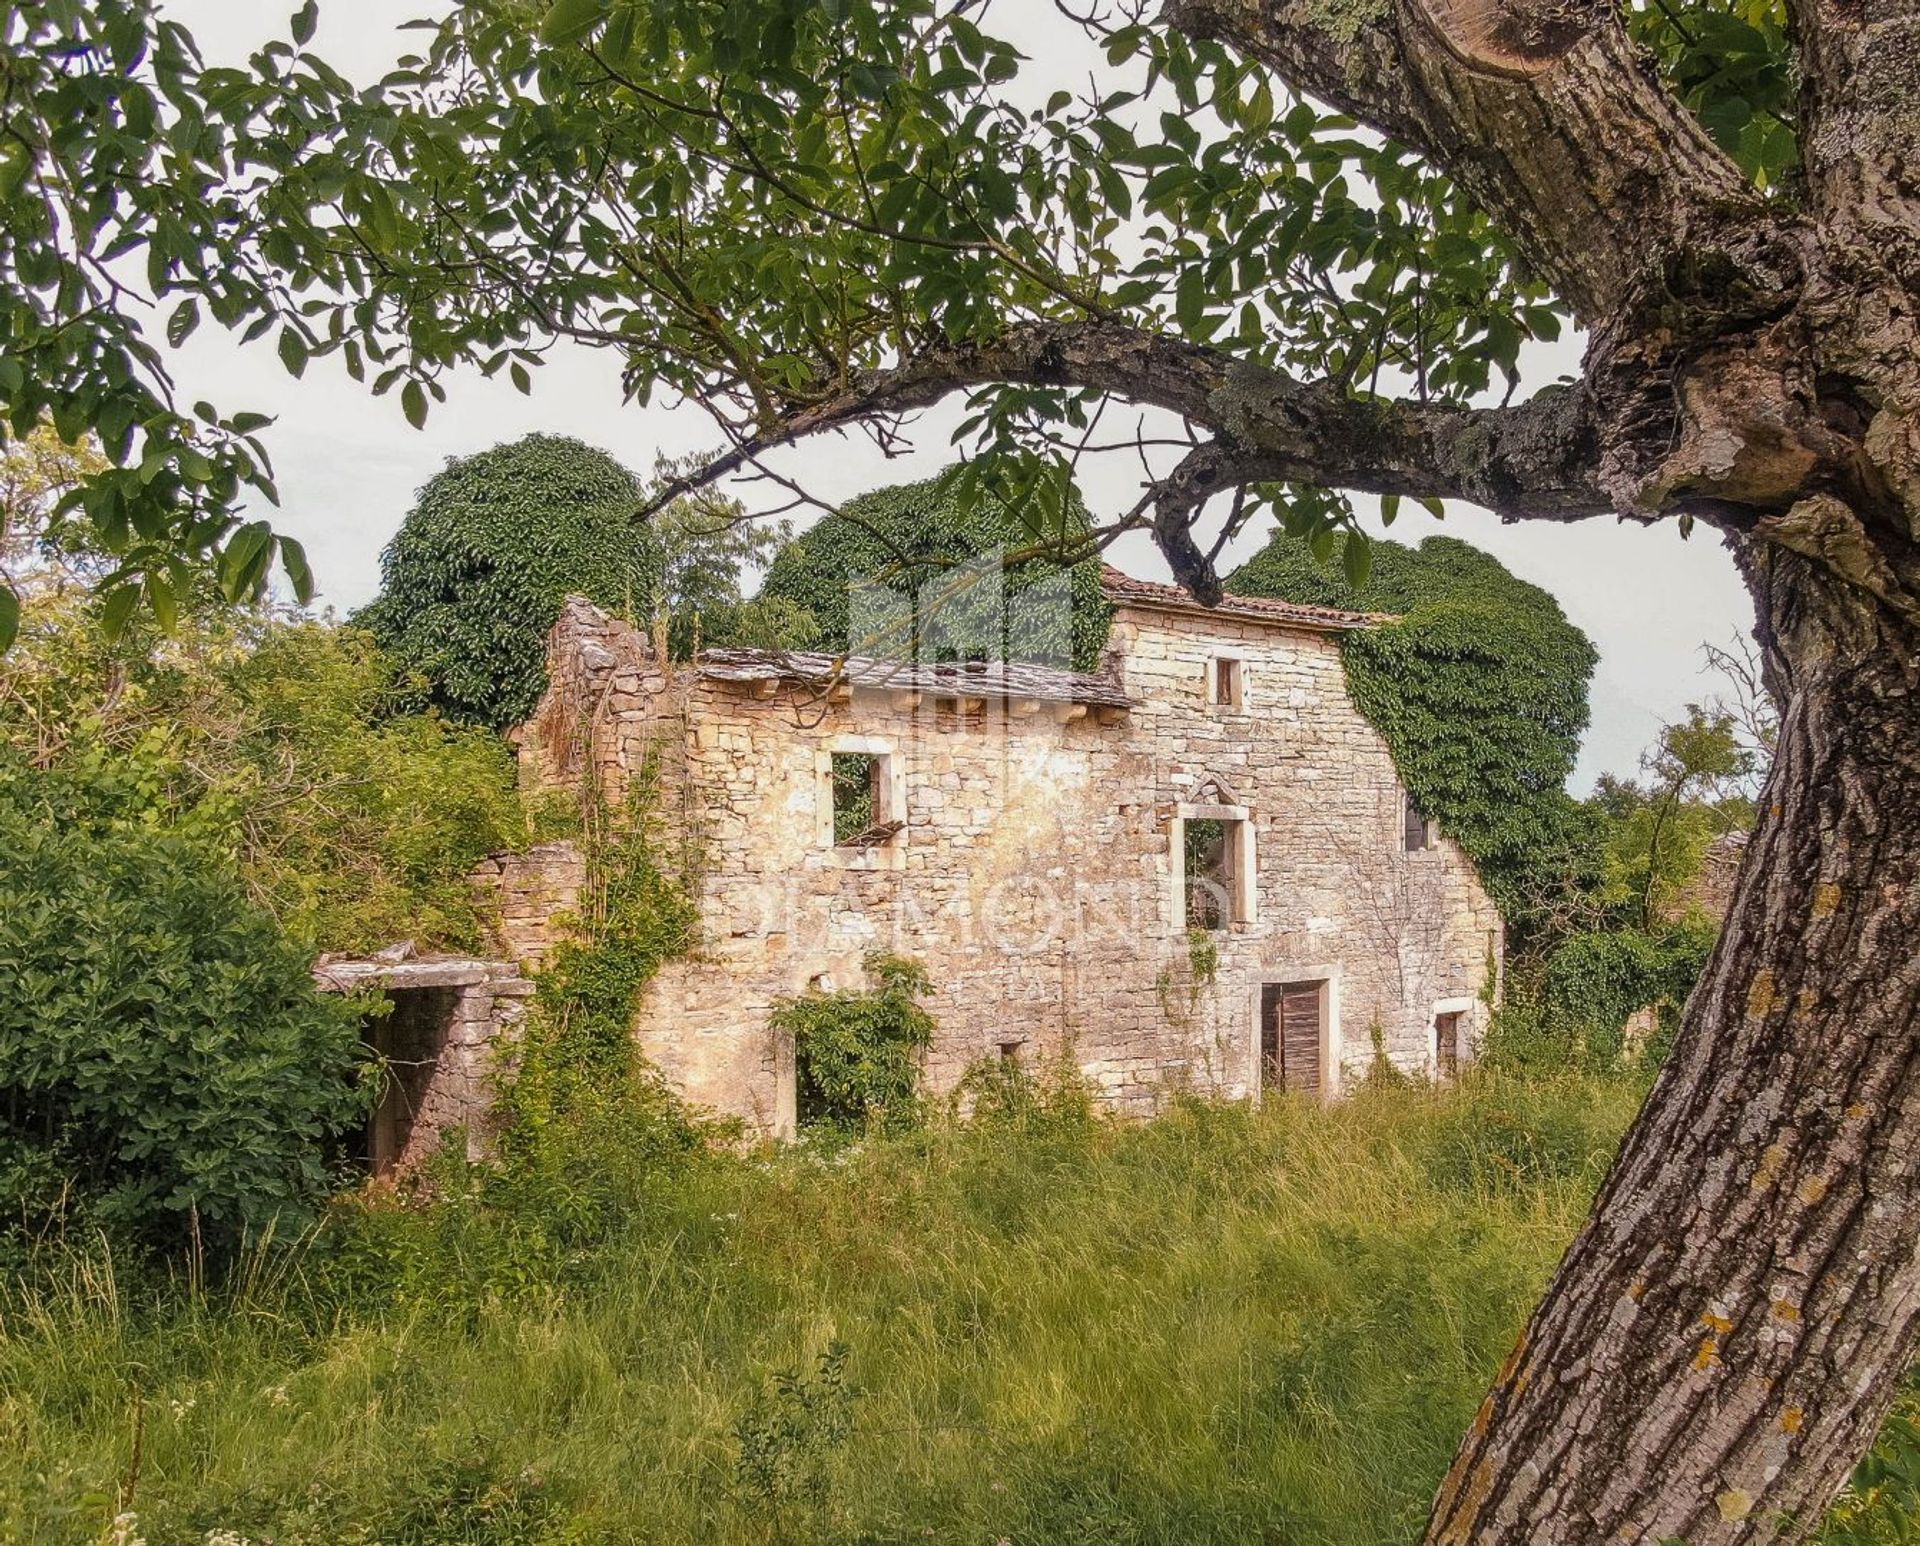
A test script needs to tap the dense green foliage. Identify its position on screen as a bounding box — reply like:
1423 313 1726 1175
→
759 474 1112 671
1588 705 1756 930
1487 925 1719 1073
773 953 936 1134
1 590 527 954
2 0 1794 624
357 434 665 729
488 769 705 1254
1230 535 1600 922
0 765 368 1253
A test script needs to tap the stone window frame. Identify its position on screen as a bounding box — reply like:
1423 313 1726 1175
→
1246 965 1343 1102
1205 649 1248 713
1403 791 1441 855
1430 995 1478 1078
1169 798 1258 929
814 733 907 871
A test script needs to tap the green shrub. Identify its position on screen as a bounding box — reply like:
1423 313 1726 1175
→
0 764 369 1253
1230 534 1600 924
357 433 666 729
0 592 528 955
1484 925 1715 1073
773 953 935 1134
758 472 1112 670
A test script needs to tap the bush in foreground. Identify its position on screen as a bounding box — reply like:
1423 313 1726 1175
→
0 767 370 1255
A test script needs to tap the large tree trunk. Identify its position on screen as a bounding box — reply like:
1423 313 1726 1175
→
1427 532 1920 1543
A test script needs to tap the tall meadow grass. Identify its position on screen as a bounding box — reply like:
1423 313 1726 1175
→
1 1071 1907 1544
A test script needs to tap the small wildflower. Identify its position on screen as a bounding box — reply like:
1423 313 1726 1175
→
168 1395 197 1420
262 1384 290 1407
105 1512 145 1546
205 1532 255 1546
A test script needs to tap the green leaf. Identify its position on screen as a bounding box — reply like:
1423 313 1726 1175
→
277 328 309 379
290 0 318 45
1341 532 1372 589
278 534 315 603
539 0 604 45
99 585 140 641
167 300 199 348
0 586 18 654
1174 267 1206 331
146 572 179 633
402 378 428 429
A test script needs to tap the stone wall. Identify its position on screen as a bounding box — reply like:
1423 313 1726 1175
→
471 842 588 972
515 593 1501 1137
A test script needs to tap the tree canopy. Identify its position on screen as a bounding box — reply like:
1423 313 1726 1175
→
758 472 1111 671
356 433 664 729
1230 534 1597 919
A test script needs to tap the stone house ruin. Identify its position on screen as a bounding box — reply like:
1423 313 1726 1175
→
476 565 1502 1139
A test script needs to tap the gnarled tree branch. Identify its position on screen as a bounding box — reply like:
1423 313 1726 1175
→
643 318 1609 573
1789 0 1920 248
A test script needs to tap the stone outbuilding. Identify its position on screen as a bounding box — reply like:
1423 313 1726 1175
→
312 952 534 1175
492 566 1502 1138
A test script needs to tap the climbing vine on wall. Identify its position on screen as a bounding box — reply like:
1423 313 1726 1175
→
492 750 703 1237
1229 534 1600 924
770 953 936 1134
758 473 1112 671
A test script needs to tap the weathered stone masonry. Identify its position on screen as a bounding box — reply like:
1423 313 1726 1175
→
507 570 1502 1138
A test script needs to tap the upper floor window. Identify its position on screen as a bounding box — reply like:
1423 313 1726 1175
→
1404 799 1439 853
1174 796 1256 930
831 752 885 845
816 737 905 861
1207 654 1245 710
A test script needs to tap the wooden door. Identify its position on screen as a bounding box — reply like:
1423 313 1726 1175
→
1259 980 1323 1095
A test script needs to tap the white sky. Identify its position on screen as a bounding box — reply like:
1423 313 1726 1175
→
158 0 1756 788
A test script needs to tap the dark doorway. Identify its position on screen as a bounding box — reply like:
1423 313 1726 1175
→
1259 980 1324 1096
1435 1011 1463 1080
364 987 458 1175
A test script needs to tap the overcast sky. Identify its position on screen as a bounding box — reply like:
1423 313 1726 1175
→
158 0 1757 789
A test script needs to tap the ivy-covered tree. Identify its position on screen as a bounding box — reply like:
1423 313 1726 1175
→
758 473 1112 670
10 0 1920 1536
1230 534 1598 921
356 433 664 729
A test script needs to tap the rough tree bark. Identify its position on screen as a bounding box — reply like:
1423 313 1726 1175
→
1156 4 1920 1540
1431 540 1920 1541
674 0 1920 1533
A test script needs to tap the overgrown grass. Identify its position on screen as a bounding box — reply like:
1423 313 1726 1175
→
2 1072 1912 1543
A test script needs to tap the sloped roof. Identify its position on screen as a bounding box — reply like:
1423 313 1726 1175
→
698 649 1135 709
1097 565 1388 631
